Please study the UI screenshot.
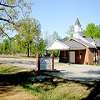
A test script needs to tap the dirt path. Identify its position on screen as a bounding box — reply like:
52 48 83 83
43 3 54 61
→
0 86 37 100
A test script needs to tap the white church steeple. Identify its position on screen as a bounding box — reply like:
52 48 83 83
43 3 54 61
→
73 18 83 38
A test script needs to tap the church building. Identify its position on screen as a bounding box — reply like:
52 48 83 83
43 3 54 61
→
47 18 100 64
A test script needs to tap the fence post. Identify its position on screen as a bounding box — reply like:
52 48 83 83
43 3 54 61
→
36 52 40 74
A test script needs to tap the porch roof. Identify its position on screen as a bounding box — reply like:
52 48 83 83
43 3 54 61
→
47 39 87 51
46 40 69 50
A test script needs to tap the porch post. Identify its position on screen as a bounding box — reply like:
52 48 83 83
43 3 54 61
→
69 50 70 65
51 51 54 70
94 48 97 64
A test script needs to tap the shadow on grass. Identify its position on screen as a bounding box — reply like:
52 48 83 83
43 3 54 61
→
0 70 69 94
0 71 34 86
0 70 35 94
82 81 100 100
0 70 100 100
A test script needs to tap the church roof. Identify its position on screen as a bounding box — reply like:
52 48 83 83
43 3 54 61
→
46 40 69 50
73 38 96 48
75 18 81 26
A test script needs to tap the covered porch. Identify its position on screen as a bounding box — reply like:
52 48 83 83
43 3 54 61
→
59 50 86 64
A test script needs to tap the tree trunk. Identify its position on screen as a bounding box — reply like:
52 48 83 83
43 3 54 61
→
27 42 30 57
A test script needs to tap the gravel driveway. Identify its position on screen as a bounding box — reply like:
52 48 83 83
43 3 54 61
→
0 57 100 82
48 64 100 82
0 57 37 70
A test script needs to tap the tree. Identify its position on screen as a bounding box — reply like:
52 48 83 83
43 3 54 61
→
84 23 96 38
3 39 10 54
35 38 46 56
0 0 31 37
16 18 41 57
84 23 100 39
67 25 74 38
46 31 60 47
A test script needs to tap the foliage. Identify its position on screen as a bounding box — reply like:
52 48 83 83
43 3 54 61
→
16 18 42 57
67 25 74 37
0 0 32 55
45 31 60 47
0 0 31 37
0 34 46 56
23 81 90 100
84 23 100 39
37 38 46 56
0 17 46 56
0 38 10 54
16 18 41 41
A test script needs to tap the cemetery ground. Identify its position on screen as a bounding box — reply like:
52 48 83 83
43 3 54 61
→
0 57 100 99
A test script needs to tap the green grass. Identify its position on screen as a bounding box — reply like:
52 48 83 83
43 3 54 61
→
0 64 29 74
23 81 90 100
0 64 91 100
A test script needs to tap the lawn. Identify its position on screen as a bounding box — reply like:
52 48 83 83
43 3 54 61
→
0 64 36 100
23 81 90 100
0 64 31 74
0 64 98 100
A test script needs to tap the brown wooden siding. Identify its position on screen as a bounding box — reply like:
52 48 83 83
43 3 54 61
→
59 49 95 64
84 48 94 65
75 50 86 64
59 50 69 63
97 47 100 56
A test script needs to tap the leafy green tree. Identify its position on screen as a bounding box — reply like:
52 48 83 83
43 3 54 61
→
36 38 46 56
0 38 10 54
4 39 10 53
84 23 100 39
14 34 25 53
84 23 96 38
16 18 41 57
95 25 100 38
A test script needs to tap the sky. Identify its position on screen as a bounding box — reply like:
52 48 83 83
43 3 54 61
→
32 0 100 38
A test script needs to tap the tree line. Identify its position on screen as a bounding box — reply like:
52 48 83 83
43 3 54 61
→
0 18 46 57
0 0 46 57
0 22 100 57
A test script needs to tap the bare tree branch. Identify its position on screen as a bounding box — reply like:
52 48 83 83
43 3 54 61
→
0 27 10 39
4 9 12 20
0 2 16 8
0 7 5 10
0 17 11 23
